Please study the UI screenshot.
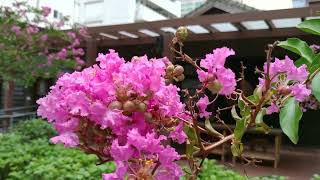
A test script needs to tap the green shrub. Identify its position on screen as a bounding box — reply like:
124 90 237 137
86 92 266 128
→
0 119 287 179
12 118 57 141
0 119 115 180
312 174 320 180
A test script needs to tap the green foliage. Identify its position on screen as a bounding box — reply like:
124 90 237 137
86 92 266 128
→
311 72 320 102
297 19 320 36
250 175 287 180
0 119 115 180
279 97 303 144
12 118 57 142
312 174 320 180
182 159 286 180
278 38 316 65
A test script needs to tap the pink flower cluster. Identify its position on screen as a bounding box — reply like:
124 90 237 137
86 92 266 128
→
37 50 188 179
196 47 237 95
258 56 311 102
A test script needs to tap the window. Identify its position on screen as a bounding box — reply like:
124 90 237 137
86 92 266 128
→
53 10 58 18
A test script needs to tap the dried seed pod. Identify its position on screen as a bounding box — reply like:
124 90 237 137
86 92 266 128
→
123 100 135 112
108 101 123 110
173 65 184 76
176 74 185 81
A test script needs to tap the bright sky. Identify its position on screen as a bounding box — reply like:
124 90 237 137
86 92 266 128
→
242 0 293 10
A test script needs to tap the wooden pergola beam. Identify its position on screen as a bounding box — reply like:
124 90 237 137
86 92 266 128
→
87 6 320 36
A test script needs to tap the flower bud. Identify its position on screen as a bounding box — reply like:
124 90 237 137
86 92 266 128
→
123 100 135 112
108 101 122 110
166 65 175 73
165 79 172 85
176 74 185 81
207 80 222 94
144 112 153 122
175 26 188 41
278 86 291 95
137 102 147 112
173 65 184 76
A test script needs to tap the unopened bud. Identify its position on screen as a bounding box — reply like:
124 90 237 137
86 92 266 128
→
165 79 172 85
207 80 222 94
175 26 188 41
137 102 147 112
173 65 184 76
176 74 185 81
123 100 135 112
144 112 153 122
166 65 175 73
278 86 291 95
108 101 123 110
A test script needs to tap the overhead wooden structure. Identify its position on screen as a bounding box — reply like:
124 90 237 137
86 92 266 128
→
85 6 320 65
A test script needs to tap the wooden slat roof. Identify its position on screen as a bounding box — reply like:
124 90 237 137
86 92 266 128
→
86 6 320 47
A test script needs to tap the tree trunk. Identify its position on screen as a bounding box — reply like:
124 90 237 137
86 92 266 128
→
3 80 14 110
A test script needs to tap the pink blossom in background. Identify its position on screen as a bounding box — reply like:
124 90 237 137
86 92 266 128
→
57 48 67 60
196 95 211 118
67 32 76 39
41 6 51 17
41 34 48 41
72 48 84 56
79 27 88 37
71 38 80 47
11 25 21 35
26 25 39 34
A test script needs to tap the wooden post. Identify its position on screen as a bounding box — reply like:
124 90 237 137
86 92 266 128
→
3 81 14 109
162 33 175 62
86 38 98 67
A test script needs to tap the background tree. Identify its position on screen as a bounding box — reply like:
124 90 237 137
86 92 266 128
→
0 1 87 108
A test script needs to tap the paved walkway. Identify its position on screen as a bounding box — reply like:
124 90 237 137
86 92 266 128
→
220 146 320 180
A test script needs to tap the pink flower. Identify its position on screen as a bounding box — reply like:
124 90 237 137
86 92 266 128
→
266 103 279 115
196 95 211 118
216 68 236 95
197 47 236 96
72 48 84 56
41 6 51 17
37 50 188 179
290 83 311 102
11 25 21 35
57 48 67 60
200 47 235 72
67 32 76 39
41 34 48 41
26 25 39 34
50 132 79 147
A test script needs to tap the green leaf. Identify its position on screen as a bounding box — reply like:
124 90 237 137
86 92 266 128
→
278 38 316 64
231 105 241 121
234 118 246 141
297 19 320 36
294 57 309 67
231 142 243 157
184 125 198 143
255 108 266 124
205 118 223 138
311 71 320 102
279 97 303 144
